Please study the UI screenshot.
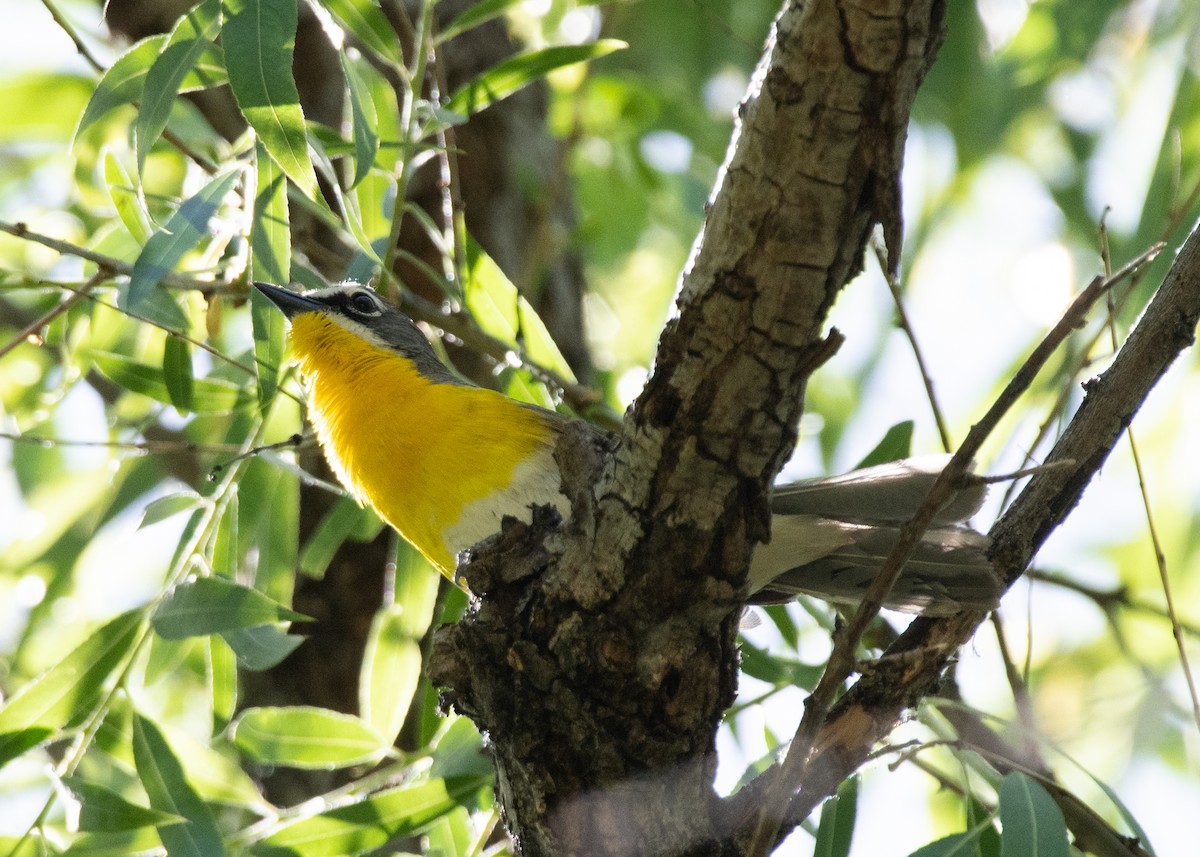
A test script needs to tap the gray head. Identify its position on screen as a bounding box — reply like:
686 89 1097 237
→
253 281 461 385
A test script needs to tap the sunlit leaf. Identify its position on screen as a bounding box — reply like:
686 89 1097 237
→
139 492 204 529
133 714 226 856
91 351 253 413
252 777 487 856
447 40 625 119
152 575 308 639
322 0 401 65
162 335 195 412
124 168 242 327
0 610 142 766
62 775 185 832
231 706 388 768
463 238 575 381
134 0 222 172
437 0 525 44
104 150 152 243
359 605 422 745
223 0 318 196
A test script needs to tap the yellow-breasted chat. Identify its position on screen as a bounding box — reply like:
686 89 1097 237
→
255 281 1000 616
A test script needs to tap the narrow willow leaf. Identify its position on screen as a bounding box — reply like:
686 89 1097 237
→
341 53 379 188
251 138 290 410
437 0 524 44
139 492 203 529
252 778 486 856
998 772 1069 857
132 715 226 857
0 610 142 766
91 352 252 413
321 0 401 65
125 168 242 327
61 776 185 832
76 35 169 139
430 717 492 782
103 150 152 243
223 0 318 197
77 35 228 141
152 575 308 640
906 831 983 857
447 40 625 119
221 624 304 671
813 775 858 857
463 238 576 381
209 635 238 730
855 420 915 468
134 0 222 172
359 606 422 745
162 336 195 412
231 706 388 768
299 496 369 578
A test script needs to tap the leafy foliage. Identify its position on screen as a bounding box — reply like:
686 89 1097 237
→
0 0 1197 855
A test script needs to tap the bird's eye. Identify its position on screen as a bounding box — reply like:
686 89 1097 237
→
348 292 379 315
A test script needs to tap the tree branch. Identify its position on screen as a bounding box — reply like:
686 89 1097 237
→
731 220 1200 850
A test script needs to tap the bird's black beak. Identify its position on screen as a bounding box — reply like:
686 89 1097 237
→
253 282 324 318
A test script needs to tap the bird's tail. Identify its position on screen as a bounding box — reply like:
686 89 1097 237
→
750 455 1000 616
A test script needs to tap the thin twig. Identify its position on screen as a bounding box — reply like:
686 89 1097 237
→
1099 217 1200 736
873 238 952 451
744 242 1163 857
0 271 104 360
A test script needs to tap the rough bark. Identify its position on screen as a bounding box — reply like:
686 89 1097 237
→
429 1 949 854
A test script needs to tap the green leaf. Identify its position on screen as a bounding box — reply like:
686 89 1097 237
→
231 706 388 768
999 772 1069 857
134 0 222 172
139 491 204 529
322 0 401 65
906 831 983 857
855 420 915 468
447 40 625 119
341 53 379 188
437 0 524 44
814 775 858 857
209 635 238 729
359 606 422 745
162 336 195 412
0 610 142 766
132 714 226 857
430 717 492 782
221 624 305 671
152 575 308 639
463 238 575 381
62 775 185 832
76 35 228 140
125 168 242 327
104 150 152 243
252 778 485 856
223 0 318 197
77 36 168 138
299 496 371 578
91 351 253 413
251 141 290 410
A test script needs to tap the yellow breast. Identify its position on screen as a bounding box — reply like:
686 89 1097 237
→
288 314 561 575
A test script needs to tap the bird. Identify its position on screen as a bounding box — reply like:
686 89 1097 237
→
254 281 1001 616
